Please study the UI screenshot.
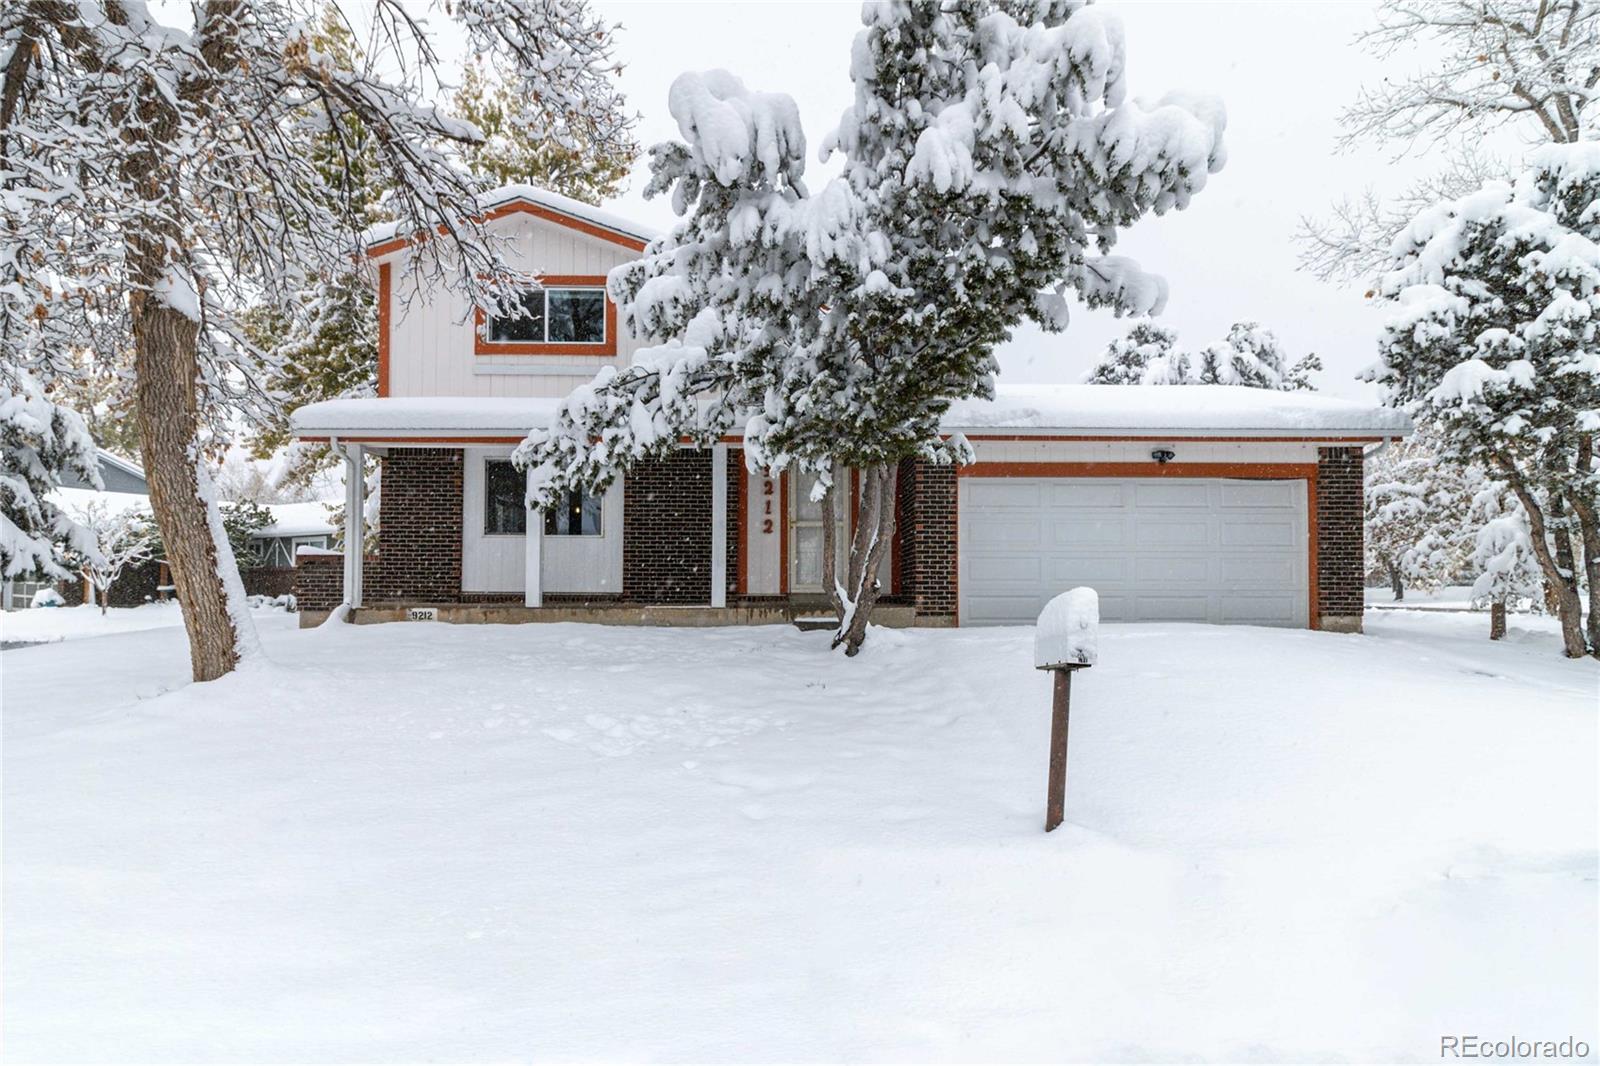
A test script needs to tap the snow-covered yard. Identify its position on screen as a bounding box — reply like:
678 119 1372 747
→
3 612 1595 1062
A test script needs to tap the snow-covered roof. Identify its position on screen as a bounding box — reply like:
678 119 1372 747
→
256 501 338 539
294 386 1409 442
47 486 151 518
363 184 657 253
943 384 1412 437
292 396 564 439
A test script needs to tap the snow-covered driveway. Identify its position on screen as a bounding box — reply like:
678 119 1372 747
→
3 612 1594 1062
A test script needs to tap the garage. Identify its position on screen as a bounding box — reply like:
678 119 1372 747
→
958 476 1309 626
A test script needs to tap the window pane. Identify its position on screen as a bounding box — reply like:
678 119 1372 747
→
484 460 527 535
543 490 603 536
546 288 606 343
488 291 545 342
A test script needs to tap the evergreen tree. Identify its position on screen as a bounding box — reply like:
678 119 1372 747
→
518 4 1227 654
1 369 102 583
1369 144 1600 657
1084 322 1184 384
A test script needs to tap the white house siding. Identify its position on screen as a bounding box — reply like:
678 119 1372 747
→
380 212 643 400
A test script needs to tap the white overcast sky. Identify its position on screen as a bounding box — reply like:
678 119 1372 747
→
429 1 1437 399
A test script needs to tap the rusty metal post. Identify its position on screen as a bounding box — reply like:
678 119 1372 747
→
1045 667 1072 832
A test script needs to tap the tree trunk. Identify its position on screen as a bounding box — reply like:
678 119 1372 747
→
1388 562 1404 601
1500 462 1588 657
1489 599 1507 641
833 462 898 657
1569 436 1599 657
100 583 108 615
132 296 242 681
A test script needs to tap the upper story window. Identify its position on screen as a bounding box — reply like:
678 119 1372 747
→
481 284 609 351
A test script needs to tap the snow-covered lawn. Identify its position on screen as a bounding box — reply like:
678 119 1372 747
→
1 600 297 646
3 612 1594 1062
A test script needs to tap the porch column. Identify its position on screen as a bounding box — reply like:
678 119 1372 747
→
524 465 543 608
342 444 365 609
711 443 728 608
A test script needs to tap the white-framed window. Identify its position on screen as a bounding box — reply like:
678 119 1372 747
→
483 459 603 537
483 459 527 535
486 287 606 345
543 489 603 537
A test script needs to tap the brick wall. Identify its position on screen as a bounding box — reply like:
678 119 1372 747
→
624 450 738 605
369 448 463 604
293 553 344 612
243 566 297 598
896 458 958 621
1316 447 1365 632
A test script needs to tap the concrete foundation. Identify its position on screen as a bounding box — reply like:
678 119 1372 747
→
301 602 921 630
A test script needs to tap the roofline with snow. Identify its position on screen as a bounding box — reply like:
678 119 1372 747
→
364 189 653 260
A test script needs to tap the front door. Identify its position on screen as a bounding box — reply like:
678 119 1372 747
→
788 470 846 594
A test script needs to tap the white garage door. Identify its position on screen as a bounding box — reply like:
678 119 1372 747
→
959 477 1308 626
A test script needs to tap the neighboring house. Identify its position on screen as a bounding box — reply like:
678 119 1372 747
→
4 450 151 610
250 502 338 568
289 185 1411 632
243 502 338 598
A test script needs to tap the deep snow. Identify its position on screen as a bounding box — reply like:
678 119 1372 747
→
2 611 1594 1062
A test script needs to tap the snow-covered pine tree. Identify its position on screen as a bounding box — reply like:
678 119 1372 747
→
1364 430 1479 600
0 369 102 587
1468 480 1546 640
1370 144 1600 658
2 0 633 681
1084 323 1185 384
518 3 1226 653
1298 0 1600 284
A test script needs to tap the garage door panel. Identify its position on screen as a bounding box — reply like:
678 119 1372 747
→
1049 517 1128 547
965 481 1041 509
960 476 1308 628
1135 555 1212 583
1220 518 1297 548
967 517 1043 548
1221 555 1297 585
1047 556 1128 583
967 554 1041 582
1133 481 1211 508
1047 482 1126 508
1135 519 1211 548
1222 480 1298 508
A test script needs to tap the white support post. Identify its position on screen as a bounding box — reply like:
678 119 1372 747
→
524 465 543 608
343 444 365 609
711 443 728 609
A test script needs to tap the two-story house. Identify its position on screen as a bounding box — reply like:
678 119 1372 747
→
289 184 1410 632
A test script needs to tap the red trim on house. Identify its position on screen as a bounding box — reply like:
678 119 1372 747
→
473 275 618 357
298 435 528 445
959 460 1320 630
958 434 1384 444
779 471 789 596
958 461 1318 479
365 199 649 259
376 262 392 397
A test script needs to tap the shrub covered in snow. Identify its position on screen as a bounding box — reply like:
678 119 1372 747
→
29 587 65 609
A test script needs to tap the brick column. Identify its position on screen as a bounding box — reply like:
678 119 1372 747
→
369 447 463 604
292 553 344 618
1316 446 1365 633
896 458 958 624
624 451 720 605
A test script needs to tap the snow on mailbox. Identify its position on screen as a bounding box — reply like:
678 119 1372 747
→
1033 587 1098 832
1034 587 1099 670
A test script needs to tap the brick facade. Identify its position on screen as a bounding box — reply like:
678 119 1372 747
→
293 552 344 613
369 448 463 604
623 450 740 605
895 458 958 622
1315 447 1365 632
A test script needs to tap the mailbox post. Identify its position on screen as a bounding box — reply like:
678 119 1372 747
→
1033 588 1099 833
